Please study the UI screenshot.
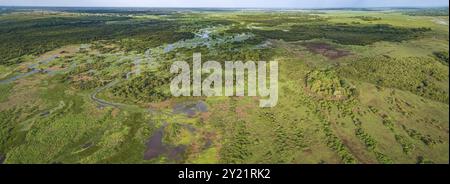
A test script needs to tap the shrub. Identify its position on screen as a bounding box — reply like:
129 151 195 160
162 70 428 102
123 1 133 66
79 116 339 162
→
305 69 357 100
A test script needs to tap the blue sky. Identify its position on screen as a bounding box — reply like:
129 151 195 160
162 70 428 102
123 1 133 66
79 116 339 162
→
0 0 448 8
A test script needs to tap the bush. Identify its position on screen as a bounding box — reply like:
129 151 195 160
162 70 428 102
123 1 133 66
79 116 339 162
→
395 135 414 154
305 69 357 100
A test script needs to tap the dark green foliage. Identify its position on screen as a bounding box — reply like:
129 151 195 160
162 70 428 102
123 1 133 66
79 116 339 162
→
382 118 395 131
351 16 382 21
234 13 327 27
239 24 430 45
0 55 32 66
211 46 273 62
111 70 173 103
172 42 274 63
355 128 377 151
374 151 394 164
416 156 435 164
402 125 440 147
433 51 449 66
117 32 195 53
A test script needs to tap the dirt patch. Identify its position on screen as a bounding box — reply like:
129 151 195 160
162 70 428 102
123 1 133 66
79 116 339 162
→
37 45 80 61
235 102 255 119
111 108 120 118
46 65 64 71
72 74 93 82
202 131 217 148
199 112 211 123
147 99 173 109
303 42 351 59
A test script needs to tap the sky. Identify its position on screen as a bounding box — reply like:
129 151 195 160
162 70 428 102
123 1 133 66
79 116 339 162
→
0 0 448 8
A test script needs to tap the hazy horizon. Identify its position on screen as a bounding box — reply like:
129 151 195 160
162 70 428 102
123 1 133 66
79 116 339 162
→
0 0 448 9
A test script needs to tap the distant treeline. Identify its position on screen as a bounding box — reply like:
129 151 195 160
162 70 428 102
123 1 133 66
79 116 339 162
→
228 23 430 46
402 8 449 16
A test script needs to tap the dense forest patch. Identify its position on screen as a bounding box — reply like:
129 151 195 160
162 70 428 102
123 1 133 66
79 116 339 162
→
111 70 173 103
230 23 430 45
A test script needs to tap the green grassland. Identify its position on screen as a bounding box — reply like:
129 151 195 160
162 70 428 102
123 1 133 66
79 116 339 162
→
0 7 448 164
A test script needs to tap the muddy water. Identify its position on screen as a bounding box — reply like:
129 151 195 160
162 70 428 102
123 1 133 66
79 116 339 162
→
144 124 167 160
167 145 187 161
173 101 208 117
144 101 209 162
143 123 187 161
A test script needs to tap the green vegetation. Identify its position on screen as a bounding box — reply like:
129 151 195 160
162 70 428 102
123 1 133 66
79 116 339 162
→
395 135 415 155
338 56 449 103
305 69 357 100
0 7 448 164
433 51 449 66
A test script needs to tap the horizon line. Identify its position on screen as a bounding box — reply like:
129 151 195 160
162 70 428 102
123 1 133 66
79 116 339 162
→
1 5 449 9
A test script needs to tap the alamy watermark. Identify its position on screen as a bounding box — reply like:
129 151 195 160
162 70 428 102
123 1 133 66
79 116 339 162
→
170 53 278 107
